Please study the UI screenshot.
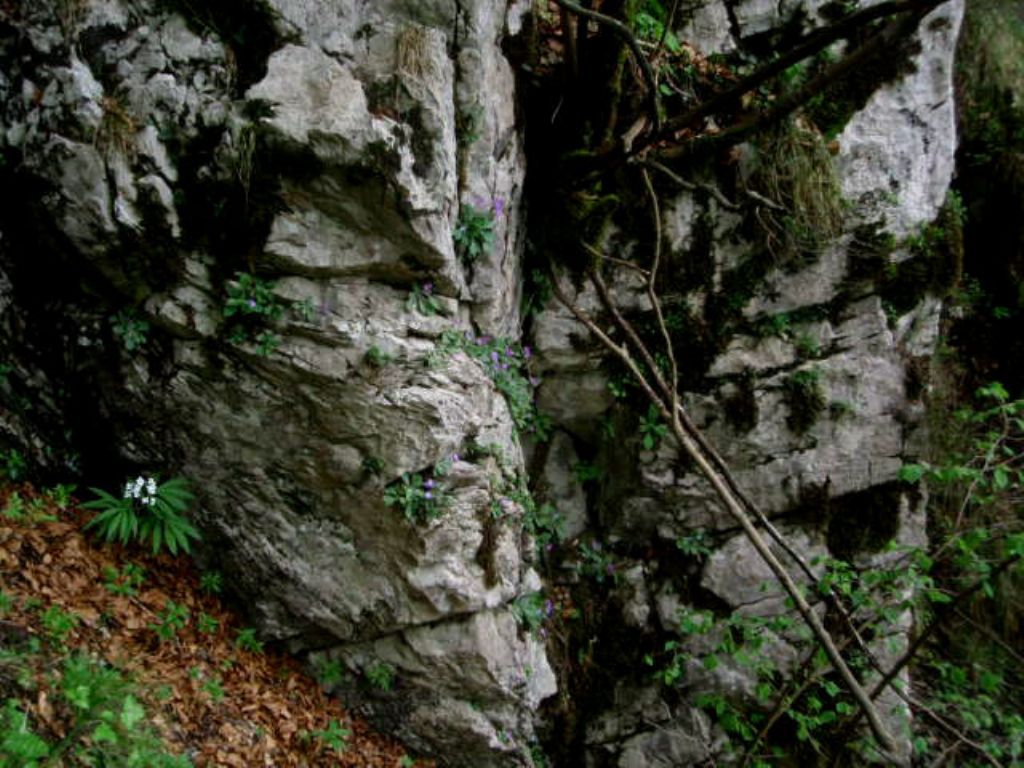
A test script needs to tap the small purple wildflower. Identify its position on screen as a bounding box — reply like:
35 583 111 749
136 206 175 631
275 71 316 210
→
424 490 433 500
505 346 514 357
423 478 436 490
545 543 555 552
451 453 461 463
493 197 505 218
544 599 554 617
529 376 542 387
501 362 510 370
522 346 533 359
247 299 257 309
422 282 434 296
490 350 500 363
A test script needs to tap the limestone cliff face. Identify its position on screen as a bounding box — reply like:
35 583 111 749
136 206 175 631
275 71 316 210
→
0 0 961 766
528 1 963 764
0 1 549 765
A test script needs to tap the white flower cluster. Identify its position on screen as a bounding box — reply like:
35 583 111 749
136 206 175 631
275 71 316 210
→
123 475 158 506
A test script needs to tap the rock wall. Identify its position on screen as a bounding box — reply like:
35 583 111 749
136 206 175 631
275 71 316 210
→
0 0 963 765
0 1 550 765
527 0 963 765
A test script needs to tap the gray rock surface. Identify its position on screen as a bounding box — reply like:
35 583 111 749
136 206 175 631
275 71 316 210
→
0 0 964 765
527 3 963 764
0 1 547 764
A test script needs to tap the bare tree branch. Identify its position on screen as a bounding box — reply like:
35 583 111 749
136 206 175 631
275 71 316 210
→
655 4 934 159
632 0 943 156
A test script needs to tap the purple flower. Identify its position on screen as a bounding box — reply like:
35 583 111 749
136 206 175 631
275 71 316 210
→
424 490 433 500
424 478 436 490
501 362 510 370
545 543 555 552
544 599 554 617
476 335 491 346
522 346 532 359
529 376 542 387
505 346 514 357
451 453 461 463
490 350 500 363
247 299 257 309
422 282 433 295
493 197 505 218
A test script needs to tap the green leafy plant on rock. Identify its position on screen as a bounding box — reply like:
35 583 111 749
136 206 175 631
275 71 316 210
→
110 309 150 352
453 205 495 263
783 368 826 434
365 662 395 692
1 449 27 481
639 405 669 450
235 627 264 654
433 330 551 440
314 658 346 687
223 272 284 356
406 282 441 316
383 466 451 524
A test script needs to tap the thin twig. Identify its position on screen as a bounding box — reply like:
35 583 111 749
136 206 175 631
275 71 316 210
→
642 158 741 210
581 241 650 276
651 0 682 67
951 607 1024 666
640 168 679 452
926 741 961 768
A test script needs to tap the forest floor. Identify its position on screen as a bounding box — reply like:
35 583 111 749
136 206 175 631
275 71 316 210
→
0 481 429 767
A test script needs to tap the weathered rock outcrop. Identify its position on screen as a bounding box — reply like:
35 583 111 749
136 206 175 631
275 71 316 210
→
0 0 963 765
527 0 962 765
0 1 549 765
